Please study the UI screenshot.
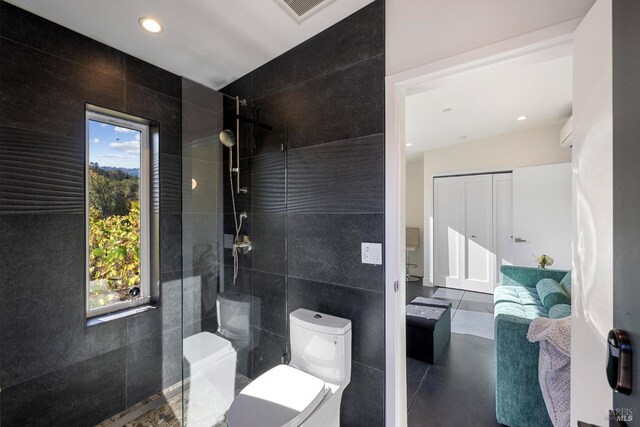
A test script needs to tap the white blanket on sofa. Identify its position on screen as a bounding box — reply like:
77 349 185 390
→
527 316 571 427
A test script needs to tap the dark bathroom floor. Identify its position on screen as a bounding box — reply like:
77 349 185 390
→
405 282 501 427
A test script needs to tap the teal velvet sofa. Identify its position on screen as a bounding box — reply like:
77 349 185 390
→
494 265 571 427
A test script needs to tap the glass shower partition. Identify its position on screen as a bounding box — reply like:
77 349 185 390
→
181 77 287 426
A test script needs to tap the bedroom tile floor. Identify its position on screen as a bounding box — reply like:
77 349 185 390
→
406 282 502 427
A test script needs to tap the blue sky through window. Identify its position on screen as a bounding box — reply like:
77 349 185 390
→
88 120 141 169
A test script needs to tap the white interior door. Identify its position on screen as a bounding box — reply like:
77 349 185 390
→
462 174 494 293
493 173 513 288
433 177 464 288
512 163 572 270
434 174 495 294
571 0 613 422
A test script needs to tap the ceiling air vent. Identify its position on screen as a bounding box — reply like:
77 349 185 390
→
275 0 337 23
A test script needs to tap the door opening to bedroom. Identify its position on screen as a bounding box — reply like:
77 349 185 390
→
403 42 574 425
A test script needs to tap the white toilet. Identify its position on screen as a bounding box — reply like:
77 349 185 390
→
183 332 237 427
227 308 352 427
217 291 258 375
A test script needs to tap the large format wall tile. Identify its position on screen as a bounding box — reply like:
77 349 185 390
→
340 361 385 427
251 151 286 213
160 213 182 274
160 153 182 214
251 270 286 336
182 78 223 112
0 126 84 213
125 82 181 156
251 213 286 275
252 54 384 149
251 1 384 99
251 327 287 379
0 2 125 79
288 213 384 291
0 214 83 300
287 134 384 214
125 334 163 407
125 55 181 99
0 348 127 427
0 287 127 388
182 101 222 145
0 38 125 139
287 277 384 371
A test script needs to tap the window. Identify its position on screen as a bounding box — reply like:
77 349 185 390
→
86 110 150 318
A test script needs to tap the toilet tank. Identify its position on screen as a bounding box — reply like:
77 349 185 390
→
216 291 253 344
289 309 352 387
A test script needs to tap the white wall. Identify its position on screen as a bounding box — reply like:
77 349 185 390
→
405 157 424 276
421 123 572 284
386 0 595 76
571 0 613 422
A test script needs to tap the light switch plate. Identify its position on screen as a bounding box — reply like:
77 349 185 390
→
361 242 382 265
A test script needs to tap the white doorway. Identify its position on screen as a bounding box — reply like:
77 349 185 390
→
384 25 579 426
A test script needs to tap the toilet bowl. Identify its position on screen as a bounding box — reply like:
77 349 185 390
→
227 308 352 427
183 332 236 427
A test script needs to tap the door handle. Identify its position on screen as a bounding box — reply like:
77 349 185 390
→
514 237 527 243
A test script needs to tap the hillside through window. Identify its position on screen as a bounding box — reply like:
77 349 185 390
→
86 111 150 317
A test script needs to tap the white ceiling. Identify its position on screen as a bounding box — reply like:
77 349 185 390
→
405 54 573 158
7 0 373 90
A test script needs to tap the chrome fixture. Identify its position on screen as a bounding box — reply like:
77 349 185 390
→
219 115 251 285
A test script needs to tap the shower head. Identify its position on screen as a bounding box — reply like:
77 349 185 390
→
219 129 236 148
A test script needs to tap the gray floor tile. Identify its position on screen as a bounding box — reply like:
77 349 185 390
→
451 310 495 340
461 291 495 303
432 288 465 300
408 334 500 427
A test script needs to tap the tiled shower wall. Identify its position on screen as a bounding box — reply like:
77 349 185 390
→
0 2 188 425
221 1 385 425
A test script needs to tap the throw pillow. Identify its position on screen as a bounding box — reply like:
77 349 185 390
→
536 278 571 310
559 272 572 298
549 304 571 319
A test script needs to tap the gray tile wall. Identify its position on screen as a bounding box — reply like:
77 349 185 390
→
0 2 185 425
221 2 385 425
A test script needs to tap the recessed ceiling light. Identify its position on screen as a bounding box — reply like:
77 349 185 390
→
517 115 527 121
139 17 163 33
406 142 412 147
457 136 467 142
442 108 452 113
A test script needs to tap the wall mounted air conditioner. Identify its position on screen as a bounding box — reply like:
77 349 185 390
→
560 116 573 148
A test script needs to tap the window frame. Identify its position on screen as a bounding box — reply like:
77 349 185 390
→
85 110 151 318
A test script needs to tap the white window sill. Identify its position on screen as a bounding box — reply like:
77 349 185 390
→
86 304 159 327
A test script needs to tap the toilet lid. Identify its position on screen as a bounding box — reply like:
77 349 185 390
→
183 332 234 370
227 365 327 427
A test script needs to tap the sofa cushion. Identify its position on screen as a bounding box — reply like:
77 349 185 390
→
549 304 571 319
559 272 572 298
536 278 570 310
495 286 549 319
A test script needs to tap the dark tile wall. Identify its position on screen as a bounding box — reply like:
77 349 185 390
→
221 1 385 425
0 2 186 425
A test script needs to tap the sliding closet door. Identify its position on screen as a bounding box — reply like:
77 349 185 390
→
433 177 465 288
462 175 494 293
434 174 495 293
